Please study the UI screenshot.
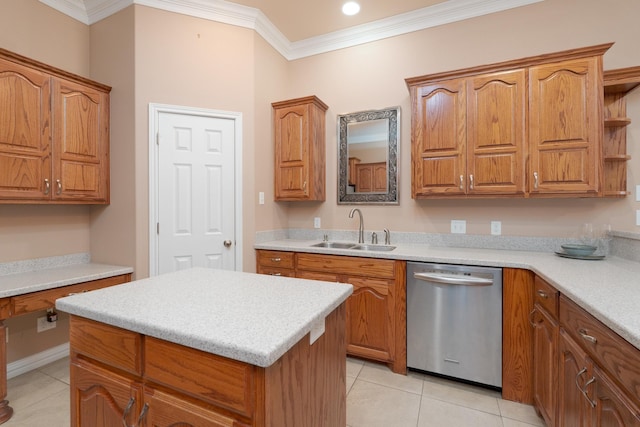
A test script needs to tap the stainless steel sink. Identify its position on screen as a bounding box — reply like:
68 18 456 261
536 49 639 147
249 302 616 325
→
311 242 357 249
351 244 396 252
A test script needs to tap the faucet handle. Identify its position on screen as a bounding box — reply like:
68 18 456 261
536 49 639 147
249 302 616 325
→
383 228 391 245
371 232 378 245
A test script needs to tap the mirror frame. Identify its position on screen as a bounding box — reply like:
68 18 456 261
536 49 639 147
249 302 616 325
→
337 106 400 205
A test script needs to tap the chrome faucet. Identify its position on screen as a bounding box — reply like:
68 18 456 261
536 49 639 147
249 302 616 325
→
383 228 391 245
349 208 365 243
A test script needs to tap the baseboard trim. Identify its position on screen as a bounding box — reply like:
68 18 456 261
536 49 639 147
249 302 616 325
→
7 343 70 379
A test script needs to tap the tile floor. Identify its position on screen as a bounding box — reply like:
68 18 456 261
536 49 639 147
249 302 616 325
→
2 356 545 426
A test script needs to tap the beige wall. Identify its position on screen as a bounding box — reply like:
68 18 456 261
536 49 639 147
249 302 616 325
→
278 0 640 237
0 0 93 362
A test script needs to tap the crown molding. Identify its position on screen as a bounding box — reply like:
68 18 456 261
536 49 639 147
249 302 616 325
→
39 0 543 60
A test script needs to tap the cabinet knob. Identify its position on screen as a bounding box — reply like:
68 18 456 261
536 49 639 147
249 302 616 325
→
223 240 233 248
44 179 50 195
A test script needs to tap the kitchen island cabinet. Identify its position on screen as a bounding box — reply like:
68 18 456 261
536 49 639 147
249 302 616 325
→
57 268 352 427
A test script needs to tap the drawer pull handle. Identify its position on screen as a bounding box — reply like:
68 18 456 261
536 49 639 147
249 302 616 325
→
67 290 89 297
56 179 62 195
528 308 538 327
271 273 282 276
533 172 539 189
536 290 548 299
578 328 597 344
270 257 281 262
582 377 597 408
469 174 474 190
459 175 464 190
122 397 135 427
44 179 50 195
136 403 149 427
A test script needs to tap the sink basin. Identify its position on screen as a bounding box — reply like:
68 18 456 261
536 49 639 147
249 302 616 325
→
311 242 357 249
351 244 396 252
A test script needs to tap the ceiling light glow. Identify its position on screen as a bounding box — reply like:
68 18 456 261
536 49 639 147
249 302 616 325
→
342 1 360 16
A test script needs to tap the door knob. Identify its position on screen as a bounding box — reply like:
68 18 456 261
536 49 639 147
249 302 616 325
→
223 240 233 248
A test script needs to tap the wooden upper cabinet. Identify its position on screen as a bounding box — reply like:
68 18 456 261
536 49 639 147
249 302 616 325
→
467 69 526 195
0 48 110 204
0 57 51 200
52 77 109 202
273 96 328 201
411 78 466 197
355 162 387 192
529 57 603 196
406 43 612 199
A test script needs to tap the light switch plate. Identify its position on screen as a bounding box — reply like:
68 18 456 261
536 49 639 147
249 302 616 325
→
258 192 265 205
451 220 466 234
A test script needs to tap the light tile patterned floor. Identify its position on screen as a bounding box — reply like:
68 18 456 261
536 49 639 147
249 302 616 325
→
2 357 545 426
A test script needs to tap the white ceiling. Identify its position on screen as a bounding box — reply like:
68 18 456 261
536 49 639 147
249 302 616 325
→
39 0 543 60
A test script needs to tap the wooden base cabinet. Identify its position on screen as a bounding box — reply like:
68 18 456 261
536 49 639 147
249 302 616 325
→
256 250 407 374
531 276 559 427
69 303 347 427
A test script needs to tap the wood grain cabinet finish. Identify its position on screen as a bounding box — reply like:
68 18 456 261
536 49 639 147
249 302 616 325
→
354 162 387 193
539 294 640 426
257 250 407 374
296 253 406 374
256 250 295 277
69 303 347 427
0 48 110 204
407 43 612 199
272 96 328 201
530 276 559 427
528 57 603 196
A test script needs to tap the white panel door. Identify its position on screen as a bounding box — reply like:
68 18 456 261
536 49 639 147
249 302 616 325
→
157 112 236 274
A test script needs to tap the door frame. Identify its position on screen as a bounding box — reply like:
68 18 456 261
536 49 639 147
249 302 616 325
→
148 103 243 276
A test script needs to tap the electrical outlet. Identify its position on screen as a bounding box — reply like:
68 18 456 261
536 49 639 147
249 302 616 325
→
258 192 265 205
37 316 56 333
491 221 502 236
451 220 466 234
313 217 321 229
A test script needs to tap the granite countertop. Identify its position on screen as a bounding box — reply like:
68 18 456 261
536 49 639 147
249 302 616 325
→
56 267 353 368
255 239 640 351
0 257 134 298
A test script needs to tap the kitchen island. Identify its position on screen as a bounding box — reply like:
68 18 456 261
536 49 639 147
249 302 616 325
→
56 267 353 426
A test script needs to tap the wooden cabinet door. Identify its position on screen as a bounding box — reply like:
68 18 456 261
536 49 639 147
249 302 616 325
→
0 57 51 200
52 77 109 202
529 57 603 196
532 306 558 427
345 276 394 362
144 387 236 427
592 365 640 427
411 78 466 197
274 102 310 200
558 328 592 427
355 163 373 192
71 360 142 427
467 69 525 195
372 162 387 192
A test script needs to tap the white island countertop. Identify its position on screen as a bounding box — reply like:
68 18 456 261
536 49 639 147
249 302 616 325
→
56 267 353 367
256 239 640 352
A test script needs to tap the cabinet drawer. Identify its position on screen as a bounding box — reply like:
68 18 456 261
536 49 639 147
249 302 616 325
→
70 316 142 376
256 250 295 269
145 337 255 418
11 274 130 317
533 276 558 317
559 295 640 400
256 266 295 277
296 253 396 279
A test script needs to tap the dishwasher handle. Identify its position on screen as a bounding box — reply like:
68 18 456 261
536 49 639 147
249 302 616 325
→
413 272 493 286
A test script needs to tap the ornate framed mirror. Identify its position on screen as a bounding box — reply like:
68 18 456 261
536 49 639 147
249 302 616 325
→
337 107 399 204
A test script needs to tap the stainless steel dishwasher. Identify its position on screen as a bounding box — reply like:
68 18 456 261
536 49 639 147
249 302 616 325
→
407 262 502 388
